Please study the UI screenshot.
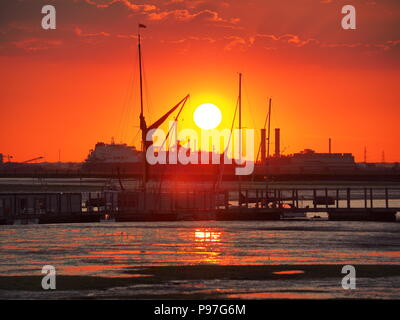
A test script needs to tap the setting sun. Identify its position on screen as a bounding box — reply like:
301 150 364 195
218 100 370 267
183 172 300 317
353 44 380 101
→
193 103 222 130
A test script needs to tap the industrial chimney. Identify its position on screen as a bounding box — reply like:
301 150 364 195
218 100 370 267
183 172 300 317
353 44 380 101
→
329 138 332 154
274 128 280 157
260 128 266 164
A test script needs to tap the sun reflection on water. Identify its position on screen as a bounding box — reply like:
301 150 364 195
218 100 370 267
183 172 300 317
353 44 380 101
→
194 229 221 242
192 228 223 264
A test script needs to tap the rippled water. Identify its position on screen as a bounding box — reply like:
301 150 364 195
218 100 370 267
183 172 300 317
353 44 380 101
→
0 221 399 299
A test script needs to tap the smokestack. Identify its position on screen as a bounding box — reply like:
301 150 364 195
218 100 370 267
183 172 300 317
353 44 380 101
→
274 128 280 157
329 138 332 154
260 129 266 164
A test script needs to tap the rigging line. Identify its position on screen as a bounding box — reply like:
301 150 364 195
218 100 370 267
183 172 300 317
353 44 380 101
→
252 103 270 182
140 52 153 122
255 102 270 162
130 128 141 146
243 79 258 132
120 92 130 142
155 97 189 202
126 93 137 142
116 65 133 142
159 97 188 151
215 95 239 190
226 97 240 154
243 79 262 166
123 82 135 142
178 94 191 134
263 102 270 129
117 49 138 142
122 49 139 142
122 73 136 143
120 101 129 143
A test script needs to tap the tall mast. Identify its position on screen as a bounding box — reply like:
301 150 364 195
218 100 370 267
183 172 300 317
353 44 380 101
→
238 73 242 207
138 24 147 193
267 98 272 158
138 31 145 152
138 33 144 123
238 73 242 163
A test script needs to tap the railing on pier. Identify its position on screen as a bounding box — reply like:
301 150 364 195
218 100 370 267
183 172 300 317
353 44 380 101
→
224 187 400 211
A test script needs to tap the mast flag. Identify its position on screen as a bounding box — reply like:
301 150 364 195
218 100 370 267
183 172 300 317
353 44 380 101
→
139 24 147 28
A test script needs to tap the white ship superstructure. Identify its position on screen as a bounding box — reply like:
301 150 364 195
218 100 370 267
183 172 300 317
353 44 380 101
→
85 142 142 163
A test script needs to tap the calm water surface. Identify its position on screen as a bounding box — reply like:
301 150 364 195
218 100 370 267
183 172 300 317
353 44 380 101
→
1 221 399 299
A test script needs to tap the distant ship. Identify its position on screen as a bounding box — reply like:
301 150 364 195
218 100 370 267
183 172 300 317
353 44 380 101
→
85 140 142 164
82 138 229 178
263 148 356 174
82 139 143 172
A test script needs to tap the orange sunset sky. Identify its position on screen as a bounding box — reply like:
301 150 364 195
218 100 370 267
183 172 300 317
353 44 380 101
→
0 0 399 163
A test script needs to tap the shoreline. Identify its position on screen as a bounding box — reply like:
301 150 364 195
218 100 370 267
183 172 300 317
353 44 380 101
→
1 264 399 295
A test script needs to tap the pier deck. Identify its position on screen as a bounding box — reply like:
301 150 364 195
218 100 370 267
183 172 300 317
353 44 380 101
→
0 187 399 224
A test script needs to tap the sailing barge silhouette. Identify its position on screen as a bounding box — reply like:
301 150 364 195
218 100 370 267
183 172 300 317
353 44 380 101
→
112 26 262 220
